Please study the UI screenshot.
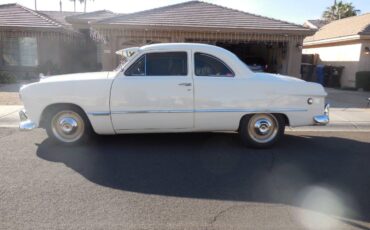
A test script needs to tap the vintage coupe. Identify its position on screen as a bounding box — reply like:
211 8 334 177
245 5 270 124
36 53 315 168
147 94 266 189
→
19 43 329 148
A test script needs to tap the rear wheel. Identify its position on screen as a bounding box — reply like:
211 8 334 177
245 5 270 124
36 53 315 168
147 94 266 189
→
45 106 92 144
239 113 285 148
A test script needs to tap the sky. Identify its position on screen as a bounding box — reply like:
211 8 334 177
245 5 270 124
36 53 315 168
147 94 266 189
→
1 0 370 24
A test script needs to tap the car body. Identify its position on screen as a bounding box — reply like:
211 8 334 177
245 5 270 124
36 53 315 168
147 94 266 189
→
19 43 329 147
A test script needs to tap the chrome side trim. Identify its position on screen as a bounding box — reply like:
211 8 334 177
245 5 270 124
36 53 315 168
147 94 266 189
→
111 109 193 114
194 108 307 113
89 112 111 116
110 108 307 115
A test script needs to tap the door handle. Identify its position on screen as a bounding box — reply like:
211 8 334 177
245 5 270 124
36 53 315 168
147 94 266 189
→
178 83 192 87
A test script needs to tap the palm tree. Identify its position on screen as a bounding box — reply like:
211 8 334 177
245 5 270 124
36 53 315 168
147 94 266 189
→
70 0 76 12
322 0 360 22
68 0 93 12
79 0 94 13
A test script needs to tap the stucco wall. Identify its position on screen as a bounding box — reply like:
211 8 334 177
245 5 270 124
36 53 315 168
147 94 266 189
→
287 41 303 78
359 41 370 73
303 42 363 88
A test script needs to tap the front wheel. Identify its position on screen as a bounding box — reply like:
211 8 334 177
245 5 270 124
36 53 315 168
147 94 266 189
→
45 106 92 144
239 113 285 148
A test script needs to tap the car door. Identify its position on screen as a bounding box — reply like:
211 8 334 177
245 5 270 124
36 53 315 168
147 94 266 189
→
193 52 242 131
110 51 194 131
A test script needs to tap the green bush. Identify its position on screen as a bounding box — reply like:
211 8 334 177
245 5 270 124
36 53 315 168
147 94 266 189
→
0 72 17 84
356 71 370 91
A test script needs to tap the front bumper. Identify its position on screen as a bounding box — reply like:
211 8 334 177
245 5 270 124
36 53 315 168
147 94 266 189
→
313 104 330 126
19 109 37 131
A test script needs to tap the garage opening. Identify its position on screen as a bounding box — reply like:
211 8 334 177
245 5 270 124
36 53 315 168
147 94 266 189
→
216 42 288 74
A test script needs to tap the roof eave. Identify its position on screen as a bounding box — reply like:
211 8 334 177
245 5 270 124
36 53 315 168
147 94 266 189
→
303 34 370 47
91 23 315 36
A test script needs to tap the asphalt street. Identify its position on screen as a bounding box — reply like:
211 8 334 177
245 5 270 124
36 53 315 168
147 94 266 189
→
1 128 370 229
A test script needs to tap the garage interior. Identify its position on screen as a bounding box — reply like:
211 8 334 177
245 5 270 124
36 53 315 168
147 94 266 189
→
217 42 288 74
185 38 289 74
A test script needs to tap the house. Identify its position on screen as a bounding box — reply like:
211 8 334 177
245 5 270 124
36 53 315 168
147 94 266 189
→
303 20 328 30
1 1 315 80
303 13 370 88
0 3 112 79
91 1 314 78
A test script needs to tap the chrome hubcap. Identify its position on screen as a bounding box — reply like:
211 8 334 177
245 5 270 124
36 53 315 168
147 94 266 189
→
59 117 78 134
51 111 84 143
248 114 278 143
254 119 272 135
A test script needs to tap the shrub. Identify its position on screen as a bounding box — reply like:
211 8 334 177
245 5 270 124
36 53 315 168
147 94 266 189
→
37 61 61 76
0 71 17 84
356 71 370 91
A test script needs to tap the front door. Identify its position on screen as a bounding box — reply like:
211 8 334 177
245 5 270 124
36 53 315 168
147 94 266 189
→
110 51 194 131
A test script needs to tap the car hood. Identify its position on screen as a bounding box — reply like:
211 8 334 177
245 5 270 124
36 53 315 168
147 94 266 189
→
39 71 114 83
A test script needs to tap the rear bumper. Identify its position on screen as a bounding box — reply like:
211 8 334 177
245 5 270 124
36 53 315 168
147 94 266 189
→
19 109 36 131
313 104 330 126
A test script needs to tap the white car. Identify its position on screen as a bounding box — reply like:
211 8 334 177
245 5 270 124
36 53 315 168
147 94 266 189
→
19 43 329 148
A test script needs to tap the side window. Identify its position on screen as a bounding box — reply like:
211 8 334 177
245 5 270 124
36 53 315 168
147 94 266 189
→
146 52 187 76
125 55 145 76
125 52 188 76
194 53 234 77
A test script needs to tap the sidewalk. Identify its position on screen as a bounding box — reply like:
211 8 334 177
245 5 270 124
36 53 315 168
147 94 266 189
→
289 108 370 132
1 105 369 131
0 105 22 128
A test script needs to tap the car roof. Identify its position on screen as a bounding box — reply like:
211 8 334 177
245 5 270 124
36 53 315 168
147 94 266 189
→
140 43 225 52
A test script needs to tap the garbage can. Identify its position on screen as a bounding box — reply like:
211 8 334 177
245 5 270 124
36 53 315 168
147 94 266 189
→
316 65 325 85
330 66 344 88
301 63 315 82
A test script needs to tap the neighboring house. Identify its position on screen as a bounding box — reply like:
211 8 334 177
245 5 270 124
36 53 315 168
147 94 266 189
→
303 13 370 88
0 4 111 79
0 4 80 79
303 20 328 30
91 1 314 78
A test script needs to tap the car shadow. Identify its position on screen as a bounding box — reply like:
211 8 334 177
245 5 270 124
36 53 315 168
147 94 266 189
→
36 132 370 223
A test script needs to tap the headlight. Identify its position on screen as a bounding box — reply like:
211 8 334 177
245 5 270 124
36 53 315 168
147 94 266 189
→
307 98 313 105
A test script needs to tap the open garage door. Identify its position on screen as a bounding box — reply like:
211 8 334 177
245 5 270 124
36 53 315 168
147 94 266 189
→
216 42 288 74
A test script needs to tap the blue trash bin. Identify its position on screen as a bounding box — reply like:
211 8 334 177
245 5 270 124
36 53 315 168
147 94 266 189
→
316 65 325 86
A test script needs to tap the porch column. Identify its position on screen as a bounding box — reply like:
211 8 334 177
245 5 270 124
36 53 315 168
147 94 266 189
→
101 35 118 71
286 40 303 78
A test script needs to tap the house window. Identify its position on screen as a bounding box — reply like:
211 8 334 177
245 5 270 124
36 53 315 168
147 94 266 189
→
1 37 38 67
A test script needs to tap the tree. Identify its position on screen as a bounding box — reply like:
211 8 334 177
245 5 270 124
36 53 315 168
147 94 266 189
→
70 0 76 12
322 0 360 22
68 0 93 12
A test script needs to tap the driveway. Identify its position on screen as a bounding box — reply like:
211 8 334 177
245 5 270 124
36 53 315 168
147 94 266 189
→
0 128 370 229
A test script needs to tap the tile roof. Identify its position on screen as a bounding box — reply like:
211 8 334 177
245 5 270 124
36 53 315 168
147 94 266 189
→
305 13 370 43
94 1 312 34
66 10 115 23
0 3 63 29
39 11 81 28
304 20 328 29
